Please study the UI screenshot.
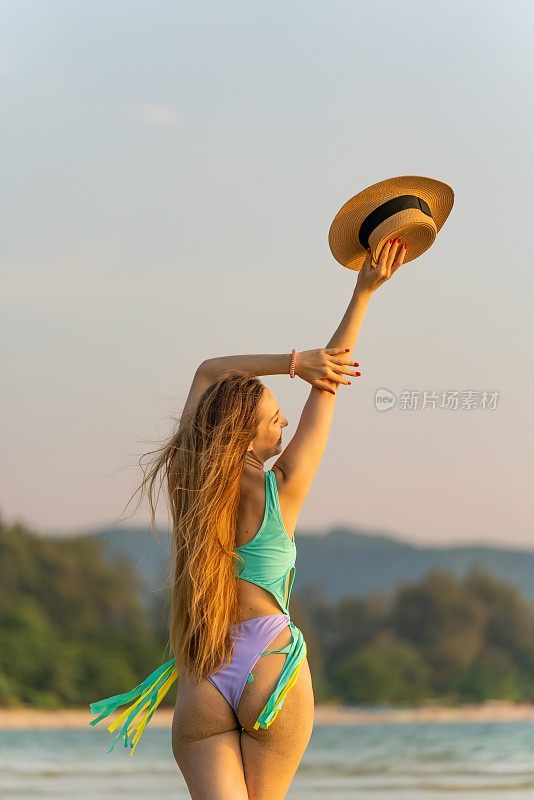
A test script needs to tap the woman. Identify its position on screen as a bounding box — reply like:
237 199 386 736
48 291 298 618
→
90 238 407 798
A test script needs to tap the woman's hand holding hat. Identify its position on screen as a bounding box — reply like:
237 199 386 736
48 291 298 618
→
356 238 408 296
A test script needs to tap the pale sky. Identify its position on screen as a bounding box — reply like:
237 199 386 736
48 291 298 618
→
2 0 533 546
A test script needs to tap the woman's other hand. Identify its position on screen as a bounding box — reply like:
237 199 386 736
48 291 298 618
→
356 239 408 296
295 347 361 394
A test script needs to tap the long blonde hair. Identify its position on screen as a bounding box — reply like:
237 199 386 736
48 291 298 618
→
123 369 264 682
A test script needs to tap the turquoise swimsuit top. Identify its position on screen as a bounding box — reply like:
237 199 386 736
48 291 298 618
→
234 469 296 615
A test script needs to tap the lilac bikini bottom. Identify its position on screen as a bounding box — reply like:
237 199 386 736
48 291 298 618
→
207 612 307 730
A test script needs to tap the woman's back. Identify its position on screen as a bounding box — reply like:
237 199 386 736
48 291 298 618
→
235 465 301 622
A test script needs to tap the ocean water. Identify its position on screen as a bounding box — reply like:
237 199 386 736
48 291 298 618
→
1 721 534 799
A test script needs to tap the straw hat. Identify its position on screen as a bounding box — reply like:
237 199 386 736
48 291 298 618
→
328 175 454 271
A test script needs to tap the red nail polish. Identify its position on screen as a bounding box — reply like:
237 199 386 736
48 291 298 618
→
353 362 359 366
345 348 349 352
355 372 361 376
348 381 352 385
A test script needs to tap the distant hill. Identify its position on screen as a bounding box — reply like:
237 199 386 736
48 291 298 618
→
77 524 534 612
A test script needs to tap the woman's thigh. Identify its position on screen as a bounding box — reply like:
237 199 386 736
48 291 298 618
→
237 635 315 800
172 671 248 800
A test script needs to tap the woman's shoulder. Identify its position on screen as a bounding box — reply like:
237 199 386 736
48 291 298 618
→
270 464 285 493
240 465 285 506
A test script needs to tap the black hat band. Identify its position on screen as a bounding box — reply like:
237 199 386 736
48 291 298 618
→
358 195 432 250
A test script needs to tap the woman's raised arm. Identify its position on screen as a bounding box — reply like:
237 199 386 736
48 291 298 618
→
273 239 408 499
202 353 294 379
323 238 408 389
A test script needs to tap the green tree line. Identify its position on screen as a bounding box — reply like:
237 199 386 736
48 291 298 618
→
1 516 534 708
297 568 534 705
0 517 167 709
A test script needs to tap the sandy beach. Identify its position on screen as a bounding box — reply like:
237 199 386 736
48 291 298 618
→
2 701 534 729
